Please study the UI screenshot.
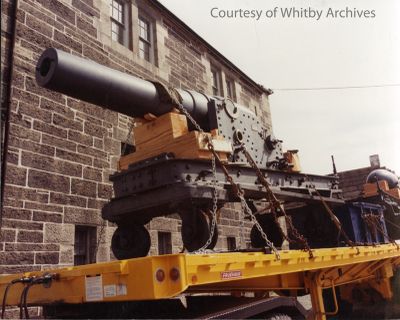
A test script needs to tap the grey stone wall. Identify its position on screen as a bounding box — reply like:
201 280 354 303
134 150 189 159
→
1 0 270 273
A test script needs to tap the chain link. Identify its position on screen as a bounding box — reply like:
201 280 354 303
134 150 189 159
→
121 117 136 155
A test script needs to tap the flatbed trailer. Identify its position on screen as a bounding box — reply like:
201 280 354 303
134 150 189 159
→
1 244 400 319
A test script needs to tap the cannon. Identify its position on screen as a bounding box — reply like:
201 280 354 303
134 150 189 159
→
36 48 343 259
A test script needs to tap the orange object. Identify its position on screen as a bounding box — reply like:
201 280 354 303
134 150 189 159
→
387 188 400 199
363 180 389 197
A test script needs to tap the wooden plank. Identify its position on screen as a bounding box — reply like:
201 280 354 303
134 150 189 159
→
133 112 188 145
119 130 230 170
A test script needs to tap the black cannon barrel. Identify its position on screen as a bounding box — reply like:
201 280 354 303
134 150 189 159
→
36 48 209 124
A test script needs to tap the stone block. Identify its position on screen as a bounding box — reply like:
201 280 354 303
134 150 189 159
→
33 211 63 223
54 29 83 54
97 183 113 199
17 230 43 243
2 207 32 220
71 178 97 197
68 130 93 147
84 122 108 139
33 120 67 139
56 149 92 166
35 252 60 264
50 192 87 207
42 133 77 152
83 167 102 182
60 246 74 264
4 165 27 186
150 217 178 232
64 207 102 225
53 113 83 131
44 223 74 244
10 123 40 142
36 0 76 25
5 243 60 252
96 245 109 262
0 229 16 242
22 151 82 177
0 251 34 265
72 0 100 18
2 219 43 231
28 169 70 193
25 201 63 213
0 265 41 274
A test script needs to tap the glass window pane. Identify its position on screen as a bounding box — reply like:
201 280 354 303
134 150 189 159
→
211 68 221 96
139 40 150 61
111 0 123 23
138 17 150 41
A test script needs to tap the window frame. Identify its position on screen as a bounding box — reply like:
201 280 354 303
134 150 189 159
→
227 236 237 251
110 0 131 49
225 77 237 102
138 14 154 63
74 225 97 266
157 231 172 255
211 66 223 96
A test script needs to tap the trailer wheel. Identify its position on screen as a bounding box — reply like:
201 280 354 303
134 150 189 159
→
111 224 150 259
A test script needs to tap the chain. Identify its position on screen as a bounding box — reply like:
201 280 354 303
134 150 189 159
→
207 142 280 259
174 104 218 253
361 212 399 249
195 149 219 252
239 195 280 258
240 146 313 258
121 117 136 155
175 103 281 258
304 175 357 248
238 206 246 250
175 103 204 133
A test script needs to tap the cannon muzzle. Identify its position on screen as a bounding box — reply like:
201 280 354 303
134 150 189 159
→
36 48 209 126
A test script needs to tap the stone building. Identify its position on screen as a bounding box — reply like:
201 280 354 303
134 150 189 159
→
0 0 273 273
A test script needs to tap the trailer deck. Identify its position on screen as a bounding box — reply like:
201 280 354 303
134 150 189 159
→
1 244 399 319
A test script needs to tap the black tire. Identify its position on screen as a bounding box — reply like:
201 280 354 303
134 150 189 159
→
111 224 151 259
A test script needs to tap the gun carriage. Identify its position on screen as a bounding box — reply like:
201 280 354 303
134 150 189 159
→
36 48 343 259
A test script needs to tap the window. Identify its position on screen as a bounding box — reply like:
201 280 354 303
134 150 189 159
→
227 237 237 251
158 231 172 255
110 0 131 48
225 78 237 102
211 67 223 96
138 15 154 62
74 226 97 266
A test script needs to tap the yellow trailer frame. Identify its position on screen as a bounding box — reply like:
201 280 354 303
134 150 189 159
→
1 244 400 319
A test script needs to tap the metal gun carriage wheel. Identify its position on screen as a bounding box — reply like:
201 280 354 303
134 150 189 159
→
111 223 151 259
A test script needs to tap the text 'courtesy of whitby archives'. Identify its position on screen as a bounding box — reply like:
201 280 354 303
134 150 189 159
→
210 7 376 21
